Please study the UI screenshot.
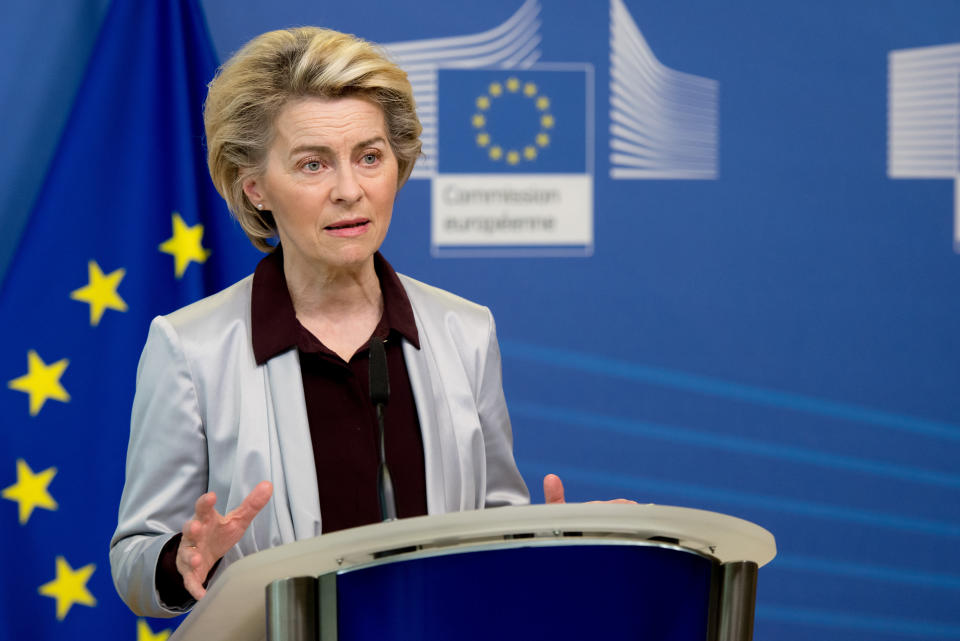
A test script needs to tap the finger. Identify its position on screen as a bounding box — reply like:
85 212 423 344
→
175 546 207 599
193 492 218 521
543 474 566 504
182 518 200 545
174 546 192 576
181 568 207 601
229 481 273 525
176 536 202 566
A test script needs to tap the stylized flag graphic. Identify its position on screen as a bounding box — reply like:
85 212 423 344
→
438 68 589 174
0 1 258 639
609 0 719 179
383 0 544 179
888 42 960 250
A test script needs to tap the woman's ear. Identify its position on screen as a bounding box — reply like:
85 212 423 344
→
241 174 266 209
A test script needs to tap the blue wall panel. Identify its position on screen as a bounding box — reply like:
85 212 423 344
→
2 1 958 639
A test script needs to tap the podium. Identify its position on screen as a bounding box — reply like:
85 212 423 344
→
170 504 775 641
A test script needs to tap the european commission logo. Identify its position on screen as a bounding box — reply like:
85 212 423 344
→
383 0 717 257
433 67 593 256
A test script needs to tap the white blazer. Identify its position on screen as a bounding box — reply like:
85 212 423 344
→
109 272 529 617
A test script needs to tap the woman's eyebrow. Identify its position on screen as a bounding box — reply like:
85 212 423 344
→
288 137 387 158
353 136 387 151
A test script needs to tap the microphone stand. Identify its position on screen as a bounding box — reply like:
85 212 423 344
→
369 337 397 521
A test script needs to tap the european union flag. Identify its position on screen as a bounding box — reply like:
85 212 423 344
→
437 67 591 174
0 1 258 639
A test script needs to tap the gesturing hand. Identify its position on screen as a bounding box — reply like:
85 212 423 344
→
542 474 636 505
543 473 567 504
176 480 273 600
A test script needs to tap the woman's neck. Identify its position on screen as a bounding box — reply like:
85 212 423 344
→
282 252 383 360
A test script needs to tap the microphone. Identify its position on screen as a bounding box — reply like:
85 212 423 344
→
368 337 397 521
369 336 390 405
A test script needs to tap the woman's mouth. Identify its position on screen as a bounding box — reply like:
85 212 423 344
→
324 219 370 237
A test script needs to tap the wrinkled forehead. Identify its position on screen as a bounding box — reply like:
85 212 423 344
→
270 96 388 154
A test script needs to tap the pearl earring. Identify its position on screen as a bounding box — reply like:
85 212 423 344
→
257 203 264 210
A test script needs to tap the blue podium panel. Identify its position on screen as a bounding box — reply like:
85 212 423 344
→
336 542 717 641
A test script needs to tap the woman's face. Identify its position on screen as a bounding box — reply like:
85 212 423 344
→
243 96 399 274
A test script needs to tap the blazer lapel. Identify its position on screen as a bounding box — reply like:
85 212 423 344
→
403 337 463 514
264 350 322 539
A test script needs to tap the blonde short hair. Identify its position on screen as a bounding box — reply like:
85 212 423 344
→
204 27 422 252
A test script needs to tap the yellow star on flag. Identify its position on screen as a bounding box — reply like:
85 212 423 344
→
38 556 96 620
2 459 57 524
137 619 171 641
159 212 210 278
8 350 70 416
70 260 128 326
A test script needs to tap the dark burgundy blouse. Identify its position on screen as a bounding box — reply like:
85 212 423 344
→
156 249 427 607
250 249 428 531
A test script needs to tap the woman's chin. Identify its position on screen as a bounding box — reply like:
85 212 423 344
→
309 245 380 274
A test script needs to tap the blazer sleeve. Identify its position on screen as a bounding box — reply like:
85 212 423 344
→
476 310 530 507
109 315 209 617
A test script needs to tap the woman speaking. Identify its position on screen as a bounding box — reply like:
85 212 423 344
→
109 27 537 617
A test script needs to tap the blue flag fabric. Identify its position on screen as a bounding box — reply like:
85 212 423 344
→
0 0 259 638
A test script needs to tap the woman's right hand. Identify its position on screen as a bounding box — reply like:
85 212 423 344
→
176 480 273 600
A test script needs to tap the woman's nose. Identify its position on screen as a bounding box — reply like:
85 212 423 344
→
330 167 363 204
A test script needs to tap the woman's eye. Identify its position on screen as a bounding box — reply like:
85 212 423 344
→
304 161 322 171
361 153 379 165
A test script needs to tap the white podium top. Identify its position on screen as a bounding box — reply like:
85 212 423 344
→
170 503 776 641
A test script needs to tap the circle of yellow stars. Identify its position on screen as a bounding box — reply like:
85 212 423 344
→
4 204 206 628
472 76 554 166
6 211 210 419
3 211 207 623
2 456 172 634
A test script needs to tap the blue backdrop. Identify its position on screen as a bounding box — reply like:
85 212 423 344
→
2 1 959 640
